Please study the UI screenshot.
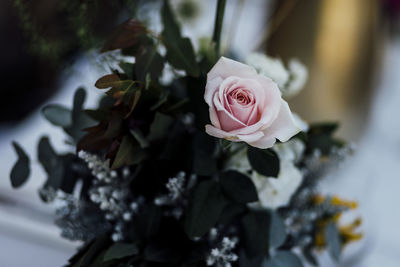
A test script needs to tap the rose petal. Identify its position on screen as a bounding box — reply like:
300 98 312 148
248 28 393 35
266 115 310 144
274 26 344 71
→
214 93 246 131
262 100 301 142
206 124 234 138
236 131 264 143
248 135 276 149
208 57 258 81
205 77 224 105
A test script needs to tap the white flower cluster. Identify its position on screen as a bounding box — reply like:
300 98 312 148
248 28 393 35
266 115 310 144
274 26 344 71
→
245 53 308 98
78 150 139 241
154 171 187 206
78 151 117 183
226 139 306 209
206 237 239 267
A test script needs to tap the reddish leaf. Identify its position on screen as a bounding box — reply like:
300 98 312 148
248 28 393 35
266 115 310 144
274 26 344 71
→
102 19 146 52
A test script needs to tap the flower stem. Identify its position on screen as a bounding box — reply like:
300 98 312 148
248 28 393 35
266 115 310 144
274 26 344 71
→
212 0 227 59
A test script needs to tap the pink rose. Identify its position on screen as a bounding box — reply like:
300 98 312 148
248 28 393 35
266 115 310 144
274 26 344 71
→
204 57 300 149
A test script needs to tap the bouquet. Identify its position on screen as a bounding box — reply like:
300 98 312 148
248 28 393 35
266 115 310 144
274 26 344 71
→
10 1 361 266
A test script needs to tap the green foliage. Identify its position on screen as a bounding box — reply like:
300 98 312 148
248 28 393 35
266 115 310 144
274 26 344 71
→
242 210 270 258
38 136 64 190
262 251 304 267
191 132 217 176
325 222 341 261
184 180 227 238
42 105 73 127
103 243 138 262
220 171 258 203
269 211 287 249
161 0 200 77
10 142 30 188
247 146 280 177
306 122 344 155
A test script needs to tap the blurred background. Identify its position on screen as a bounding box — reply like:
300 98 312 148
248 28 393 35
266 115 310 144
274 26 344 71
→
1 0 400 266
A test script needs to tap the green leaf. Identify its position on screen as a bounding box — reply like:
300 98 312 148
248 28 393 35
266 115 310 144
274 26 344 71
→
325 222 341 261
148 112 173 141
95 74 123 89
247 147 280 177
103 243 138 262
269 211 286 249
42 104 72 127
161 1 200 77
184 180 227 238
220 171 258 203
10 142 30 188
135 47 164 82
302 247 318 266
192 132 217 176
65 88 96 141
111 136 146 169
242 210 270 258
130 129 149 148
262 251 303 267
38 137 64 190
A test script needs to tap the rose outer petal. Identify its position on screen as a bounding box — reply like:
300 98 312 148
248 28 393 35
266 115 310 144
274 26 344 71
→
207 57 259 82
262 100 301 142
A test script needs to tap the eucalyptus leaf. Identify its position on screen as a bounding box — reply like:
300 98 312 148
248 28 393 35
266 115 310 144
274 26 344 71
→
103 243 138 262
42 104 72 127
38 137 64 189
184 180 227 238
220 171 258 203
10 142 30 188
247 147 280 177
262 251 303 267
325 222 341 261
269 211 287 249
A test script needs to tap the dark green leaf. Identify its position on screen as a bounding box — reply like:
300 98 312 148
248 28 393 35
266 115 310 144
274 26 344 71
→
42 104 72 127
161 1 199 77
130 129 149 148
103 243 138 262
325 222 341 261
38 137 64 190
262 251 303 267
112 136 146 169
184 180 227 238
220 171 258 203
242 210 270 258
269 211 286 249
10 142 30 188
247 147 280 177
148 112 173 141
134 205 162 240
80 235 110 266
192 132 217 176
65 88 96 141
135 47 164 82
